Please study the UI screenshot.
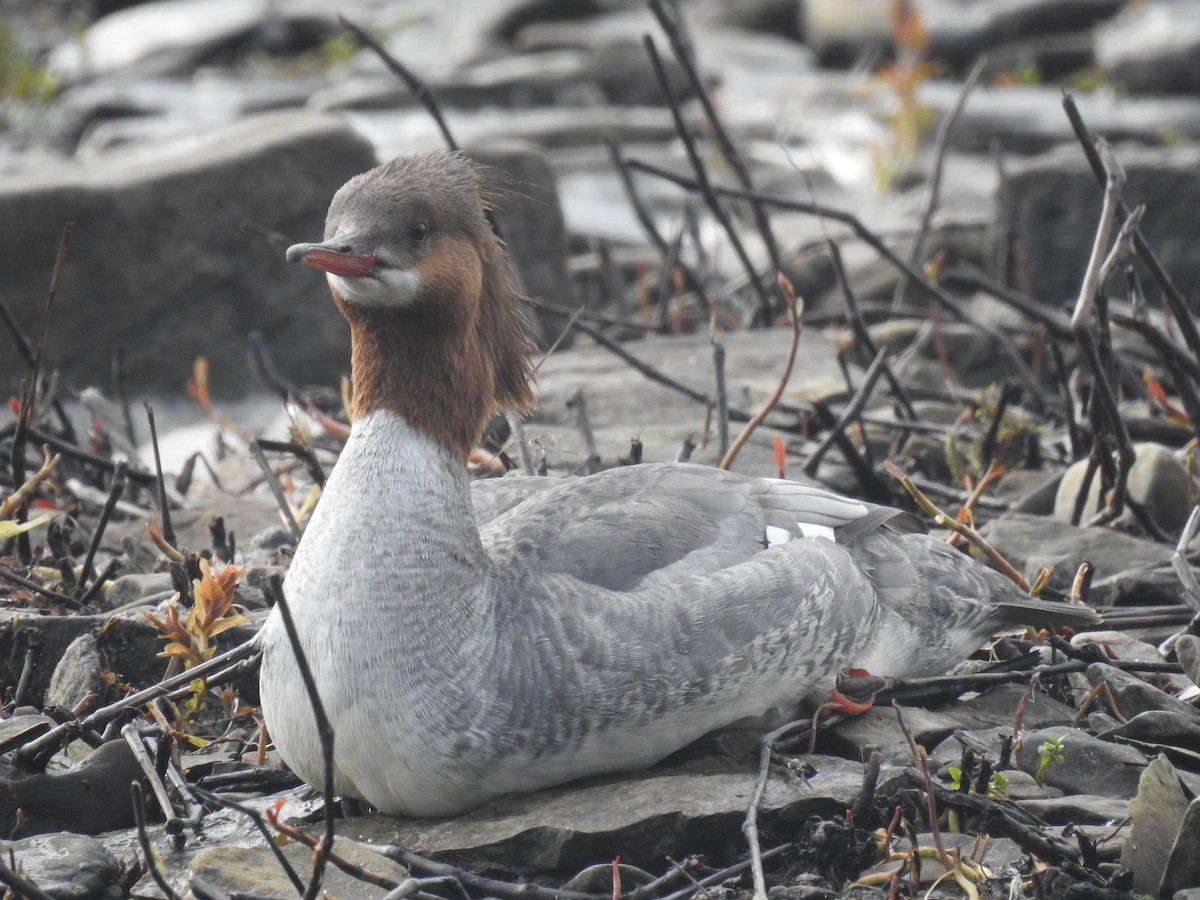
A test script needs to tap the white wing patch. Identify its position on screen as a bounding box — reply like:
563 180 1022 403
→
766 522 837 547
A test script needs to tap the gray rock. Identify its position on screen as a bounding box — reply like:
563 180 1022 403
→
1098 710 1200 748
101 494 291 564
1054 443 1196 535
0 110 376 401
465 140 579 347
822 704 963 766
587 37 694 106
190 839 408 899
43 633 102 711
48 0 337 85
931 725 1147 799
1122 754 1191 895
529 324 844 476
0 740 143 836
0 712 55 755
1176 635 1200 692
1023 726 1148 798
826 684 1078 768
994 145 1200 311
800 0 1123 68
922 79 1200 157
341 756 868 873
0 832 121 899
101 572 175 612
1096 0 1200 95
1017 793 1128 825
1073 631 1193 693
1163 798 1200 897
981 512 1174 605
1087 663 1200 726
0 609 257 708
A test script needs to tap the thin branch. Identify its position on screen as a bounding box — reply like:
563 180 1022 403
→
263 575 335 900
1061 92 1200 361
641 35 774 322
623 158 1047 409
743 719 810 900
884 460 1030 590
891 57 986 310
339 16 457 151
719 276 801 470
132 782 186 900
249 440 304 541
803 349 889 478
15 640 260 768
647 0 783 304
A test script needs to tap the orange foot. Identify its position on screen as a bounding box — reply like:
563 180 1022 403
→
828 668 884 715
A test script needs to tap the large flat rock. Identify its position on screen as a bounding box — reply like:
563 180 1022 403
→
341 755 868 874
0 110 376 399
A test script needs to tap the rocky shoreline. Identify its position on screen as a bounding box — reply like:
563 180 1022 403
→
3 1 1200 898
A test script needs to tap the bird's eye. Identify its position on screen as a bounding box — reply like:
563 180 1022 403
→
409 222 428 243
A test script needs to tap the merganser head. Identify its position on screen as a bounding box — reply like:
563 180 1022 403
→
287 151 535 459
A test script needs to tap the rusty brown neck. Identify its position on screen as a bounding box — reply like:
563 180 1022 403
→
337 278 534 462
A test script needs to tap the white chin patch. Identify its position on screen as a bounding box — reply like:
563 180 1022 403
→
328 269 421 308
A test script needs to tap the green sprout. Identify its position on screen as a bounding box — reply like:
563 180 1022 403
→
1036 735 1067 785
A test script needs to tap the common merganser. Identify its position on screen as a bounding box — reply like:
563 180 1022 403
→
257 151 1097 818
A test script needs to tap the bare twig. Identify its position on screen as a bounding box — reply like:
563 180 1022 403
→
15 639 260 768
75 461 127 602
132 782 186 900
1069 143 1137 528
567 389 602 475
606 142 706 302
648 0 783 315
803 349 889 477
622 158 1047 408
711 336 730 458
264 575 335 900
505 411 535 476
743 719 810 900
719 276 802 470
249 440 303 541
885 460 1030 590
826 240 917 420
641 35 774 322
891 57 986 310
339 16 457 152
143 403 176 550
1062 92 1200 361
893 703 954 869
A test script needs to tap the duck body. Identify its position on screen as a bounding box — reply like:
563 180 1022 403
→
257 151 1096 817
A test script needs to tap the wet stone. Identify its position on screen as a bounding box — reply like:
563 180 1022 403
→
100 572 174 612
1176 635 1200 692
1162 798 1200 897
1054 442 1195 536
0 832 121 899
340 756 868 874
931 726 1147 799
1087 663 1200 726
43 633 102 711
1097 710 1200 747
981 512 1174 605
1122 754 1191 896
189 839 408 899
1016 794 1129 826
820 704 962 766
